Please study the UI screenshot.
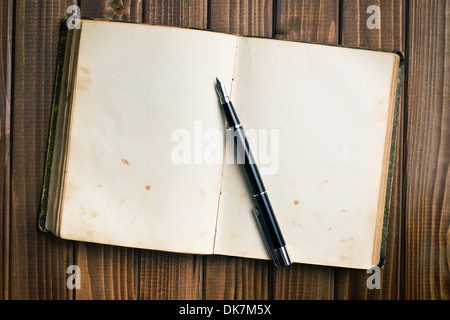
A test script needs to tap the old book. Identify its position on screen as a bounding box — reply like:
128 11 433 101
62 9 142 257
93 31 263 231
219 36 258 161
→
39 18 403 270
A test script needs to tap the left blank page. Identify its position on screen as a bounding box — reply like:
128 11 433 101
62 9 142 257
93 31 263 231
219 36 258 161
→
59 20 236 254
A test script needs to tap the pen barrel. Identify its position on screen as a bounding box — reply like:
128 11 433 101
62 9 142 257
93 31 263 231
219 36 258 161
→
233 127 266 194
221 99 290 266
221 101 241 127
234 128 286 249
253 192 287 249
230 119 286 250
221 100 263 191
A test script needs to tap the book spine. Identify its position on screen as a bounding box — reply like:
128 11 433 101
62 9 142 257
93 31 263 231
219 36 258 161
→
38 19 70 232
377 52 405 267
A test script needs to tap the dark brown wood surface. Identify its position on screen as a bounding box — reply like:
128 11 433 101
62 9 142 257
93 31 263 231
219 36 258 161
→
0 0 448 300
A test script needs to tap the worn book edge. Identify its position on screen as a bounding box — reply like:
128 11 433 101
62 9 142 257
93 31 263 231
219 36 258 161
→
39 20 70 232
377 51 405 268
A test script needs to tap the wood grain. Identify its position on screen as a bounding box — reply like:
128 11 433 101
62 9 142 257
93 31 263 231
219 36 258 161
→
10 0 75 299
139 251 202 299
144 0 207 29
335 0 404 299
209 0 273 37
273 264 334 299
403 0 450 299
341 0 403 50
203 256 269 300
74 244 137 298
75 243 137 299
274 0 338 44
0 0 13 300
80 0 143 22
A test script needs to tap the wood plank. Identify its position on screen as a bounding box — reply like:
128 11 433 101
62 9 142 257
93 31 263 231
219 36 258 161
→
0 0 13 300
79 0 142 22
139 0 208 300
209 0 273 37
143 0 207 29
273 263 334 299
75 242 138 299
274 0 338 44
139 251 202 299
10 0 75 299
203 256 269 300
74 0 142 300
272 0 338 300
403 0 450 299
341 0 403 50
75 243 137 299
202 0 273 300
335 0 404 300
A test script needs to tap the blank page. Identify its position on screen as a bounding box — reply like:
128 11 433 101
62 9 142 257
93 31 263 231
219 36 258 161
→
59 20 236 254
214 37 398 269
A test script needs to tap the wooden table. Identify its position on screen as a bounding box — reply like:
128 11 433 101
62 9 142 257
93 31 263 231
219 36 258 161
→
0 0 448 300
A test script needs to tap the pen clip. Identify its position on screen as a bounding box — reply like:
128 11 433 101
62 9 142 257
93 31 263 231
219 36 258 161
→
252 207 280 267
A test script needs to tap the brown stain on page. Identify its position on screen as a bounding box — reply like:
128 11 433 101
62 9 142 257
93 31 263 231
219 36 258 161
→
294 200 300 206
145 185 151 191
77 66 92 91
340 237 355 245
121 158 129 166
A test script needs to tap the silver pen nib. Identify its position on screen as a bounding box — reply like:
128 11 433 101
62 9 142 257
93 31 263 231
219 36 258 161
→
215 77 230 104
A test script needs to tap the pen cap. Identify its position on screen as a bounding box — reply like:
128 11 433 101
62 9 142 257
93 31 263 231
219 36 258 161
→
253 208 292 267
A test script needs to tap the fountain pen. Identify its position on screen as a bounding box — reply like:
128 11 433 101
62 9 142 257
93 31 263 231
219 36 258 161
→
215 78 291 267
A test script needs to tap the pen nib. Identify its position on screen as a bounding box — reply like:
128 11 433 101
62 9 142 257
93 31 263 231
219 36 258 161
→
215 77 229 104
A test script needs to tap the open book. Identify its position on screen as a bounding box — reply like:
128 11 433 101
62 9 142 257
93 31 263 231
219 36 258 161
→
39 18 403 270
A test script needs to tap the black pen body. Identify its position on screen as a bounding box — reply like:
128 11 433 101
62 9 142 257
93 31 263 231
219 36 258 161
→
221 99 287 252
215 78 291 267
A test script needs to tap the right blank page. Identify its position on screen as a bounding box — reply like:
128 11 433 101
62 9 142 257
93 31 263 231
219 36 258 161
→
214 37 398 269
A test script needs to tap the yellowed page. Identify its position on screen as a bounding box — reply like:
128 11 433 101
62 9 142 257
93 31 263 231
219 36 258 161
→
214 37 398 269
59 20 236 254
